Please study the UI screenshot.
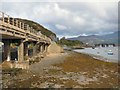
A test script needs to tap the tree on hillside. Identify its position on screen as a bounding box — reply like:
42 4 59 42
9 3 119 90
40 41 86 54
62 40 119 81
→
58 37 83 46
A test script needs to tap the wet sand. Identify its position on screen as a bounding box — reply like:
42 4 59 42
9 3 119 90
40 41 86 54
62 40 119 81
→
29 53 67 75
2 50 119 88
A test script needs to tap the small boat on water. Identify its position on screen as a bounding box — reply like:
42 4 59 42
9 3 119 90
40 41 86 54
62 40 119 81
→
107 50 113 55
92 46 95 49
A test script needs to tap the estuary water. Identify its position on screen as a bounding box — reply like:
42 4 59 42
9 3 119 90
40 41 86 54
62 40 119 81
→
74 47 119 63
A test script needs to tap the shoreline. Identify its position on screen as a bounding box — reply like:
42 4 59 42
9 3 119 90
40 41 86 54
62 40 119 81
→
73 50 118 64
73 47 118 63
64 50 118 65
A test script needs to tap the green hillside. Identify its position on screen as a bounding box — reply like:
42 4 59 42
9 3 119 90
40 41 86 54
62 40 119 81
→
16 18 56 40
58 37 83 46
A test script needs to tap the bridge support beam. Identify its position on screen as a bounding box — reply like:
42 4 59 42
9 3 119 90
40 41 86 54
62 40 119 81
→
40 44 43 53
24 42 28 57
36 44 41 53
43 44 46 52
44 44 46 52
3 40 11 61
18 40 24 61
45 44 48 53
42 44 44 52
44 44 47 53
33 42 37 56
37 44 40 53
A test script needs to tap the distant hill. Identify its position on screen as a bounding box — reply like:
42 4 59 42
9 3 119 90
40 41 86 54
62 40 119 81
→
16 18 56 41
100 31 119 44
101 31 118 39
67 31 119 45
58 37 83 47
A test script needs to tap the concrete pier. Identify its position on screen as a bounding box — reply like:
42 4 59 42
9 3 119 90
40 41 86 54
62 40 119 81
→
24 42 28 57
18 40 24 61
33 42 37 56
3 40 11 61
94 43 116 47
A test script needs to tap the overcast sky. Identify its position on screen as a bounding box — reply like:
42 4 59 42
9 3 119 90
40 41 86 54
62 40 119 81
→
0 0 118 38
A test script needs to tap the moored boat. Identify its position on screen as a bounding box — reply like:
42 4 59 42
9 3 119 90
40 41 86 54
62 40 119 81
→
107 50 113 55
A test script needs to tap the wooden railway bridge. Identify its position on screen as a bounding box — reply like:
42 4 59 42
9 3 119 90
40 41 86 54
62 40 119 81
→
0 12 51 69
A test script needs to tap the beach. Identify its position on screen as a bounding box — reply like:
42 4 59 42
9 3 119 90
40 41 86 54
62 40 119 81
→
2 50 119 88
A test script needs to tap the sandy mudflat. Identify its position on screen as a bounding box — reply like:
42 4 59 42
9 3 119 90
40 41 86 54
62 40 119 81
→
29 53 68 75
2 50 120 88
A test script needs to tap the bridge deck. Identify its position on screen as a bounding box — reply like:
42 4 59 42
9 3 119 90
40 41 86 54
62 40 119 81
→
0 11 51 44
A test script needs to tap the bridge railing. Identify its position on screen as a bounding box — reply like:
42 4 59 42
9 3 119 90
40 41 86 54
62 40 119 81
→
0 11 29 32
0 11 51 43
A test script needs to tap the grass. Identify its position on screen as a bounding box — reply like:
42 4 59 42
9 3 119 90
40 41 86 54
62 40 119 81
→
64 80 80 88
48 69 61 75
55 52 118 73
53 51 119 88
29 56 41 65
2 68 22 76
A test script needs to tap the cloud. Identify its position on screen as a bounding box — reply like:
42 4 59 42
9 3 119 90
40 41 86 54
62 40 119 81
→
55 24 67 30
0 0 118 2
73 16 85 25
0 1 118 38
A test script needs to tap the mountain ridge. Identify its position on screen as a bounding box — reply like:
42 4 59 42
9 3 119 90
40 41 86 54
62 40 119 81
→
67 31 119 45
